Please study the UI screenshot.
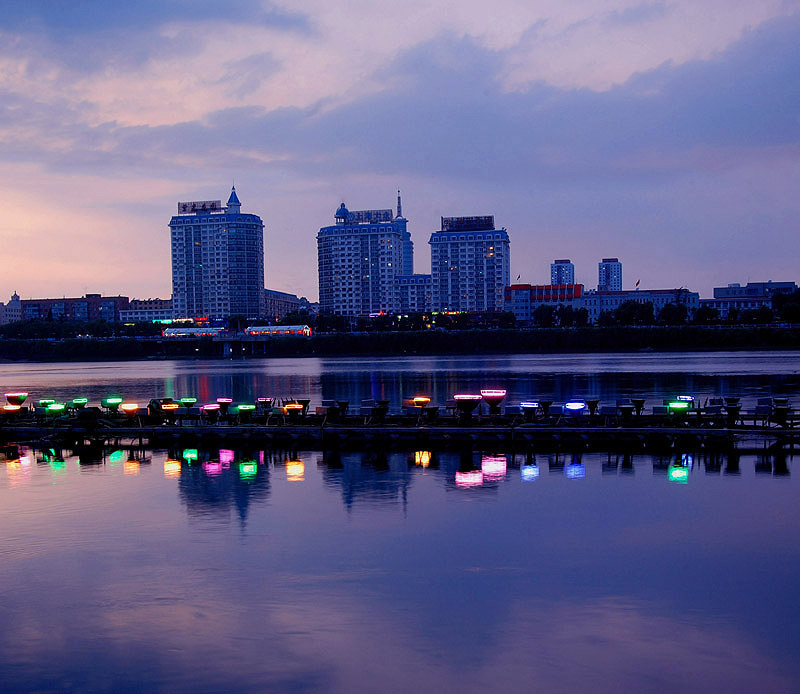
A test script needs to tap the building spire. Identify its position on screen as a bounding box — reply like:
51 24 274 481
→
396 189 403 218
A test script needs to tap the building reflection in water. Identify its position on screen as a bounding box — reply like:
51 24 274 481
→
175 448 271 528
317 450 412 510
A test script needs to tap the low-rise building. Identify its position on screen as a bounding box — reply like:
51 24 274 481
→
264 289 302 321
700 281 798 318
504 284 584 325
119 298 173 323
580 288 699 323
19 293 130 322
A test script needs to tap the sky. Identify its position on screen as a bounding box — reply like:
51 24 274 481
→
1 0 799 302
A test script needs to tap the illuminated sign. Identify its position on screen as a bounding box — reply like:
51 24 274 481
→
177 200 222 214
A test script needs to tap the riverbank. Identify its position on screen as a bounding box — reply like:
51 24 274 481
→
0 325 798 361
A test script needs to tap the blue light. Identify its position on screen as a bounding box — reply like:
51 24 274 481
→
521 464 540 481
566 463 586 479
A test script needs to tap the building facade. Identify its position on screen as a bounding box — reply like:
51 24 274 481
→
598 258 622 291
119 298 173 322
550 259 575 286
504 284 583 324
264 289 302 321
317 198 409 316
395 274 432 313
580 288 699 323
18 293 130 322
169 187 265 321
700 281 798 318
429 216 510 312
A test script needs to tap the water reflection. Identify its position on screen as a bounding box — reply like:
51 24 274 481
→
175 448 271 527
1 443 799 692
0 352 798 412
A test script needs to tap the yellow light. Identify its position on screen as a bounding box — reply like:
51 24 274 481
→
413 396 431 406
286 460 305 482
124 460 140 475
164 459 181 478
120 403 139 413
414 451 431 468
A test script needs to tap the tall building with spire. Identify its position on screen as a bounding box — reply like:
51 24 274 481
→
317 195 410 316
170 187 265 320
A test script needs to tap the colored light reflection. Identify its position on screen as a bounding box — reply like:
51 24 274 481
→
668 401 690 410
455 470 483 488
182 448 198 461
286 459 305 481
566 463 586 479
239 461 257 480
481 455 507 480
3 404 21 412
124 460 140 475
414 450 431 468
219 449 235 464
109 450 126 464
668 465 689 483
5 392 28 406
203 460 223 476
521 464 540 481
565 400 586 411
454 394 482 401
163 459 182 478
412 396 431 406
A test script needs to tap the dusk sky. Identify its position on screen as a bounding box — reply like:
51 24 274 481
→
2 0 799 302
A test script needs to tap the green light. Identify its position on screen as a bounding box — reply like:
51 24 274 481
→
668 401 690 410
239 461 257 479
182 448 199 461
102 397 123 408
72 397 88 405
46 403 66 412
238 404 256 411
38 399 55 407
109 450 126 463
180 397 197 405
668 466 689 483
49 459 66 472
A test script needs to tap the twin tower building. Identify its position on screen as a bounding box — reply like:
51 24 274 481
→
170 188 511 320
318 193 510 317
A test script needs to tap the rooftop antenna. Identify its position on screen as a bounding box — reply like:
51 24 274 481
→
397 189 403 218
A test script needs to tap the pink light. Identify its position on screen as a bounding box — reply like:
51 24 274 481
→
480 389 507 398
203 461 223 476
219 449 235 464
454 394 482 401
455 470 484 488
216 397 233 404
200 403 220 411
481 455 507 480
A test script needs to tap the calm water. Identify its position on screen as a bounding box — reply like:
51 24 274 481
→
0 446 798 693
0 351 798 407
1 352 799 692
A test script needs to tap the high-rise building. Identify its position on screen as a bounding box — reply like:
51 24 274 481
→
396 274 432 313
598 258 622 291
169 187 265 320
551 259 575 285
429 216 510 312
317 197 409 316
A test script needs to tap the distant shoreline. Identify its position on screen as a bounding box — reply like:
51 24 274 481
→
0 325 798 362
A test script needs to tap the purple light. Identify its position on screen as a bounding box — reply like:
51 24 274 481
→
455 470 484 488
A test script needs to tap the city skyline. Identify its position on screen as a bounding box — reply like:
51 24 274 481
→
1 1 799 301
